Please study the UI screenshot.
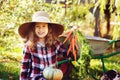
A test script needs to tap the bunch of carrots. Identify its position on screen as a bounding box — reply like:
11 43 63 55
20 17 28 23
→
62 30 79 60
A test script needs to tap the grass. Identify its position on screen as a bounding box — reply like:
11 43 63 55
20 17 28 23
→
0 50 120 80
90 53 120 71
0 62 20 80
0 51 22 80
90 53 120 79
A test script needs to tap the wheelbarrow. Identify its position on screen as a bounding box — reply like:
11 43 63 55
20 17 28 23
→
58 36 119 71
58 36 120 80
85 36 120 73
85 36 111 55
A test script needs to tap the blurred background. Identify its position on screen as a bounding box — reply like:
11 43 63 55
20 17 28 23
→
0 0 120 80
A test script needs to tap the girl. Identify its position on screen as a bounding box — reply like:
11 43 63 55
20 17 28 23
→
18 11 68 80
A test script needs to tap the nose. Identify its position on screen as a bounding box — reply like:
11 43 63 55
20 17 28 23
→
38 27 43 30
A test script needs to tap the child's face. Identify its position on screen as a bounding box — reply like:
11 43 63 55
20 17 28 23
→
35 23 48 38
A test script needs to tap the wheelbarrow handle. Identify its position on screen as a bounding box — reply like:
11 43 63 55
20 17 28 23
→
57 59 70 66
109 40 120 44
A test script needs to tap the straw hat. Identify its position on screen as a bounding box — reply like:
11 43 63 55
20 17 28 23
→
18 11 64 38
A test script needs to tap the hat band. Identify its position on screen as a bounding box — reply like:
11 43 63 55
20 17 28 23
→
32 16 50 22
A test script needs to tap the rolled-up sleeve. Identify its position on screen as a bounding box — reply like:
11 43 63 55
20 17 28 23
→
55 41 68 58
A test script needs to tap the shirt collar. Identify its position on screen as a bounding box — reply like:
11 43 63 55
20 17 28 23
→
37 42 45 47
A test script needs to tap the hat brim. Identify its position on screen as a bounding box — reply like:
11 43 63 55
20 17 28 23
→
18 22 64 38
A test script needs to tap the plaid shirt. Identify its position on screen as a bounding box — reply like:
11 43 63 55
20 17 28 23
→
20 41 66 80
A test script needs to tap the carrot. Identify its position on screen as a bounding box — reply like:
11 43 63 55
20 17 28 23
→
72 37 76 60
67 36 73 55
72 37 75 53
74 36 79 50
63 31 72 44
65 32 78 60
67 44 72 56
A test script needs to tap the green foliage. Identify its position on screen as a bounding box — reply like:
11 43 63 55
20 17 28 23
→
0 0 120 80
65 3 93 27
0 62 20 80
99 0 107 15
70 30 93 79
115 0 120 13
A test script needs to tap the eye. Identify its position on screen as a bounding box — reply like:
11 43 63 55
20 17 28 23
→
35 25 39 28
43 25 46 27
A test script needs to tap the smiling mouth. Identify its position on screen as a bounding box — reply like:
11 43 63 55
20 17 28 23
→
38 32 44 35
